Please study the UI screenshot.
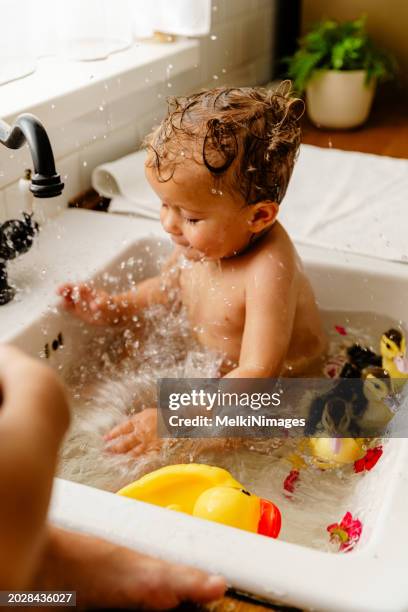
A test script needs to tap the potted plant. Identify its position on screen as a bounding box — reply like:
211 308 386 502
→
287 17 397 129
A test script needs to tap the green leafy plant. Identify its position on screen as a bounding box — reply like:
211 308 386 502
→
287 16 398 94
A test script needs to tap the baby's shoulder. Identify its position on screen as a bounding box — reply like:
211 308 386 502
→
247 223 297 276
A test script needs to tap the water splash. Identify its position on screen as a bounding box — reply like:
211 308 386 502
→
56 252 401 554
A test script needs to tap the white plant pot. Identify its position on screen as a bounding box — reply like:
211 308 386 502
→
306 70 376 129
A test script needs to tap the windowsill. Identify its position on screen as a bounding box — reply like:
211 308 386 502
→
0 38 199 127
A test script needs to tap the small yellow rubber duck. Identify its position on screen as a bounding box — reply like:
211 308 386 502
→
380 329 408 389
301 390 366 470
117 464 281 538
359 366 394 435
287 436 366 472
340 328 408 390
303 368 393 470
308 437 366 470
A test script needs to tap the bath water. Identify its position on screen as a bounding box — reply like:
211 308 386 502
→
58 304 400 553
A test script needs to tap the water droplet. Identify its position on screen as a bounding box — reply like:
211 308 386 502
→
210 34 217 40
99 105 104 112
83 161 88 167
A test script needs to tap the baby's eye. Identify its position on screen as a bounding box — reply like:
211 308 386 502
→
184 218 200 224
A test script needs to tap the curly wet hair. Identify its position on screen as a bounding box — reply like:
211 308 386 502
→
145 82 304 205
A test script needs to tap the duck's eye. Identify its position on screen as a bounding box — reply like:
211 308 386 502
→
375 383 381 389
386 343 391 349
240 489 251 496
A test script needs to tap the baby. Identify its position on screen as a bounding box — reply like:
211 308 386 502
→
59 85 326 456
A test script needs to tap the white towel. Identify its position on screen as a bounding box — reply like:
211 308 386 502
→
92 145 408 263
280 145 408 263
92 150 161 219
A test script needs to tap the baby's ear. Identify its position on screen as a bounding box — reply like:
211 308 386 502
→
248 201 278 233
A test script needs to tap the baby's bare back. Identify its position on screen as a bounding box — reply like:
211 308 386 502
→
178 223 326 376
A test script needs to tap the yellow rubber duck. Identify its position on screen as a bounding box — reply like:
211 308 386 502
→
117 464 281 538
303 392 366 470
290 395 366 471
359 366 394 435
303 367 393 469
298 356 397 470
308 437 366 470
287 435 366 472
380 329 408 389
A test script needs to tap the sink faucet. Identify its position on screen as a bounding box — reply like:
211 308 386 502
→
0 113 64 305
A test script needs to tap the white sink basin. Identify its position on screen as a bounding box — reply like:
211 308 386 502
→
2 208 408 612
1 208 166 348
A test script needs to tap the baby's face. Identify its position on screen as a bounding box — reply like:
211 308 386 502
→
145 159 254 261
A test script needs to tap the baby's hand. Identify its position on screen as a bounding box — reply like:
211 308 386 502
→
57 283 123 326
104 408 161 456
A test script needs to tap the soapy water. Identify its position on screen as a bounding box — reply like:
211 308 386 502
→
58 302 401 553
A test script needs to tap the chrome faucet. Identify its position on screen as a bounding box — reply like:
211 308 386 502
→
0 113 64 305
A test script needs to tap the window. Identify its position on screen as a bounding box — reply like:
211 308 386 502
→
0 0 211 84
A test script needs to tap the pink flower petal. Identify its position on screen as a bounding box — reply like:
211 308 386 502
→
327 512 363 552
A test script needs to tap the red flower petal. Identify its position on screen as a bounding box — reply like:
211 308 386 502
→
335 325 347 336
354 446 383 473
283 469 299 494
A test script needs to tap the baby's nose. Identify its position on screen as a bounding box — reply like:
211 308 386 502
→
162 208 182 235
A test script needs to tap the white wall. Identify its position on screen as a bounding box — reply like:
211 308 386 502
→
0 0 276 221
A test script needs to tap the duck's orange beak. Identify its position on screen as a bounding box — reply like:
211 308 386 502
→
257 498 281 538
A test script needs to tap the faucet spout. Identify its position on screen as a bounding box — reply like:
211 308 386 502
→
0 113 64 198
0 112 64 304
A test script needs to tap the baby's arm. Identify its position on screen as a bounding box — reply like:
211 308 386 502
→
58 248 181 326
105 255 298 455
225 254 297 379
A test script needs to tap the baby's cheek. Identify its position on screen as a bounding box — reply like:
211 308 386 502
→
188 227 212 250
201 227 226 250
